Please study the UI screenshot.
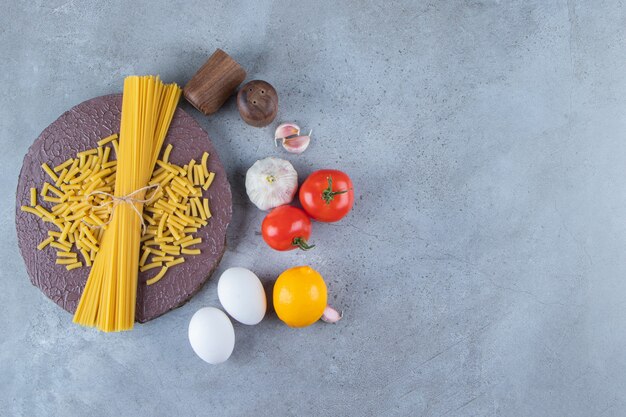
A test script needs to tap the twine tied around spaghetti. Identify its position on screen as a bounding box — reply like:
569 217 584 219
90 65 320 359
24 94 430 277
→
83 184 161 234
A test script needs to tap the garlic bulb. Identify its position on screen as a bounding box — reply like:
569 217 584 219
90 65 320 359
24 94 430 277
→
245 157 298 211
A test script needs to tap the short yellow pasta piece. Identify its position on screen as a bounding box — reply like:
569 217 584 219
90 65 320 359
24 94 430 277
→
194 165 204 185
66 261 82 271
203 198 211 218
162 144 173 163
37 236 54 250
51 241 72 251
41 163 59 182
80 249 91 266
97 133 118 146
43 195 62 204
30 188 37 206
54 158 74 172
181 248 201 255
47 184 64 197
149 248 166 257
140 262 163 272
165 257 185 267
139 248 151 267
181 237 202 248
152 256 174 262
202 172 215 190
146 267 168 285
201 152 210 177
77 148 97 158
111 139 119 155
56 168 68 187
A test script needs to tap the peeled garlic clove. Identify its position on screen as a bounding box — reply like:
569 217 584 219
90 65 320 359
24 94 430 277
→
274 122 300 144
281 132 311 154
321 305 342 324
274 123 311 154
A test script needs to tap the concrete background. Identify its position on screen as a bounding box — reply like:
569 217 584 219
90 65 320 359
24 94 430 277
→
1 0 625 416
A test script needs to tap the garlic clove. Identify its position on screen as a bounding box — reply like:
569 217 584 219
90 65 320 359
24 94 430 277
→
321 305 343 324
274 123 300 147
281 132 311 154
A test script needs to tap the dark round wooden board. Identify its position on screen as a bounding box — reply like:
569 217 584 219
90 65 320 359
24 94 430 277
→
15 94 232 323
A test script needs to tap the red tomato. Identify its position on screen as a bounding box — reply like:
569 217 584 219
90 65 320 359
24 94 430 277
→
261 206 314 251
299 170 354 222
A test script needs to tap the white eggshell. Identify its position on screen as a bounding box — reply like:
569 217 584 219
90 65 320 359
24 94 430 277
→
218 267 267 325
188 307 235 364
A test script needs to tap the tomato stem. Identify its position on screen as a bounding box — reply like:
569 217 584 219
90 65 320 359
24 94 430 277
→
292 237 315 251
322 176 349 205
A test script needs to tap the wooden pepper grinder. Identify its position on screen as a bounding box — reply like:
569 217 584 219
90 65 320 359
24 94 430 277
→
237 80 278 127
183 49 246 115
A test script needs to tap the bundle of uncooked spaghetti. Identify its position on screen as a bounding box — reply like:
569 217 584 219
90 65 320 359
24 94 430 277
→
73 76 181 332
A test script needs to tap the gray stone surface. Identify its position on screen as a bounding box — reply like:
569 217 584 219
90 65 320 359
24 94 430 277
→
1 0 625 415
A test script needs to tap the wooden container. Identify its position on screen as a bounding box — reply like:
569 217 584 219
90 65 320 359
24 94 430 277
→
183 49 246 115
237 80 278 127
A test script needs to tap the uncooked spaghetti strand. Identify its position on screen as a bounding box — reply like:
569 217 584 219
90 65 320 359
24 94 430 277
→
73 76 181 332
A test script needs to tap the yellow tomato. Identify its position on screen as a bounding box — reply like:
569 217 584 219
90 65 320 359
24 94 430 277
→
273 266 327 328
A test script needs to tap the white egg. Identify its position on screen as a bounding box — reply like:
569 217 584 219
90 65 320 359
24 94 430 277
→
188 307 235 364
217 267 267 325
